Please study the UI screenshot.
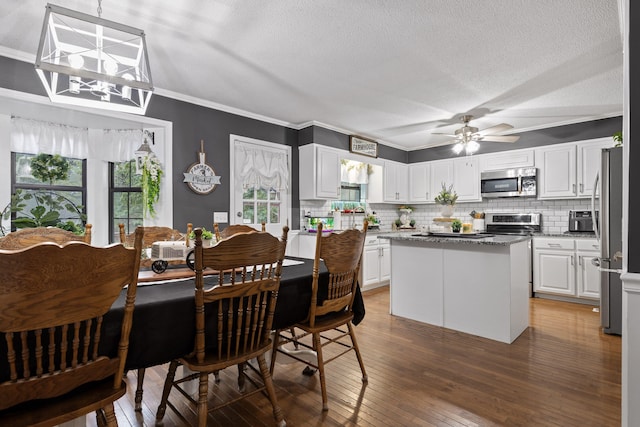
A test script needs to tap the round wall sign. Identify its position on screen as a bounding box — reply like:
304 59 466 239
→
183 140 221 195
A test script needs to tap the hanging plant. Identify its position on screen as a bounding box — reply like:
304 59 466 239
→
141 155 163 218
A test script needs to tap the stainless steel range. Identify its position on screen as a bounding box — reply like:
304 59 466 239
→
484 212 541 296
484 212 542 235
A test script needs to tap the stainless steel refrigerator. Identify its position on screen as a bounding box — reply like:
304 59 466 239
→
592 146 623 335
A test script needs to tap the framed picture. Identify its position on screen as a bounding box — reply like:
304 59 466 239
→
349 135 378 158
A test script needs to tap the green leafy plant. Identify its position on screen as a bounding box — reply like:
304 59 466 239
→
189 227 213 240
434 183 458 205
141 155 163 218
1 189 86 235
451 219 462 232
613 131 623 147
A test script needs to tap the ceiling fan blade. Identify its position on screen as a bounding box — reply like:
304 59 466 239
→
479 135 520 143
431 132 458 137
478 123 513 135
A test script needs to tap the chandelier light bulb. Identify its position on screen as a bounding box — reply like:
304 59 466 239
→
103 58 118 75
67 53 84 69
452 143 464 154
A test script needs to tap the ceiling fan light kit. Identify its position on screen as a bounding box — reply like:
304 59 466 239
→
34 2 153 115
434 115 520 156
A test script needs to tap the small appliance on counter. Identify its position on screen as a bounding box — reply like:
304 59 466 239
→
568 210 596 233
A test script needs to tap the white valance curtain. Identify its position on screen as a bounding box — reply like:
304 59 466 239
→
10 117 89 158
235 143 289 191
10 117 142 162
97 129 142 162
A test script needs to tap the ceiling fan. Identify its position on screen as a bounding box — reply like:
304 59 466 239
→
432 115 520 155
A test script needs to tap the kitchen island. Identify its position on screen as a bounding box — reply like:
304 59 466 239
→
378 232 531 344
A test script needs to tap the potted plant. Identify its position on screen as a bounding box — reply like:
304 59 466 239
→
434 183 458 217
189 227 214 246
451 219 462 233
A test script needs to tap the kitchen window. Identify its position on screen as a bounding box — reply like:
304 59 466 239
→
109 159 143 242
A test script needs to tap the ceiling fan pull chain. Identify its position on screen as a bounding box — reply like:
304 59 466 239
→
97 0 102 17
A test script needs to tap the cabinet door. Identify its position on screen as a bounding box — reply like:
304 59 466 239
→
316 146 341 199
409 163 430 203
577 138 612 197
379 241 391 283
430 160 453 201
577 251 600 299
480 149 535 171
299 144 340 200
362 243 381 287
534 249 576 295
536 145 577 199
453 157 480 201
383 161 408 202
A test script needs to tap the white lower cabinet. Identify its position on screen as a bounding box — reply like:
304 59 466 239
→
533 237 599 301
361 236 390 291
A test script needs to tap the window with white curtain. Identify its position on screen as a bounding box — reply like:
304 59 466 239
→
231 136 291 234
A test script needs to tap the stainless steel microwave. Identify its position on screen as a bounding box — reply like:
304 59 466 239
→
480 167 537 198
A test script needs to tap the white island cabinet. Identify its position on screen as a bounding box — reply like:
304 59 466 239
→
379 233 531 344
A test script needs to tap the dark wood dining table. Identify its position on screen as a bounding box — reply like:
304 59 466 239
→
98 257 365 371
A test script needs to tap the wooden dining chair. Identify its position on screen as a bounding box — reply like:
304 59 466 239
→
0 224 92 249
270 220 368 411
155 226 289 427
213 221 266 241
0 227 143 426
117 222 192 411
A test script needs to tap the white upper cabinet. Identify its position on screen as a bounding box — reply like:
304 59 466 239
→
480 149 535 171
452 157 480 202
536 138 612 199
576 138 612 197
536 144 577 199
299 144 341 200
383 160 408 202
408 162 431 203
429 159 453 202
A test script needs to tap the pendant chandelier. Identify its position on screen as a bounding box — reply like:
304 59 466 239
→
35 2 153 115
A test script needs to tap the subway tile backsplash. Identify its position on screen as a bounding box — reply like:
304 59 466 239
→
300 198 594 234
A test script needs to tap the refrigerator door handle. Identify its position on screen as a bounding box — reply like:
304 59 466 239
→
591 171 600 241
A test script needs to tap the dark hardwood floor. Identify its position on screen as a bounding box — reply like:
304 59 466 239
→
102 287 621 426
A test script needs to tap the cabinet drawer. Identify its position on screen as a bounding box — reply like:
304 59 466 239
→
576 239 599 252
365 236 380 246
533 238 574 250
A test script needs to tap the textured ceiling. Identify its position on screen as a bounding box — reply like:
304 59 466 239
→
0 0 623 150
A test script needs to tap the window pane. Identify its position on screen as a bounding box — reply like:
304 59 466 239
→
15 153 82 186
242 203 254 224
242 187 255 199
270 204 280 223
257 202 268 224
256 188 267 200
11 189 85 228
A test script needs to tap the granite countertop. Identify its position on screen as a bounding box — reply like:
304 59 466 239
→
534 232 597 238
377 232 530 246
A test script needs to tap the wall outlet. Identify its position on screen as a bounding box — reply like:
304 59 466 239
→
213 212 228 223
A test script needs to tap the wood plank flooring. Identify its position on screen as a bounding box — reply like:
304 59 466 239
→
101 287 621 426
